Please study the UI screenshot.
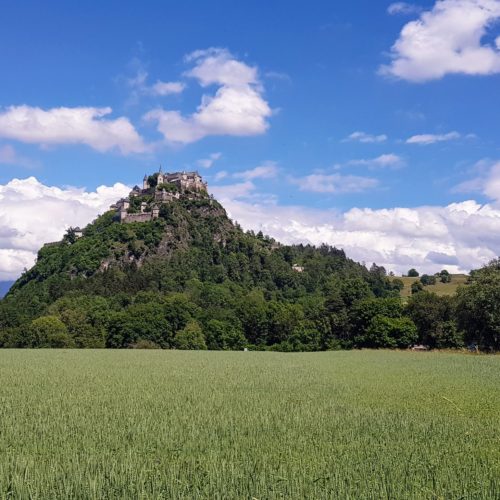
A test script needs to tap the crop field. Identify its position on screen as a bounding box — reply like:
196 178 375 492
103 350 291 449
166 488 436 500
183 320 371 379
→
0 350 498 499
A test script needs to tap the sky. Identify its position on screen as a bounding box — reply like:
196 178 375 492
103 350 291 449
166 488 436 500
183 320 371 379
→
1 0 500 281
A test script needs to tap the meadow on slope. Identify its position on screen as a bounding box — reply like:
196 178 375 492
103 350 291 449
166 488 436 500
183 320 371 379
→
0 350 498 498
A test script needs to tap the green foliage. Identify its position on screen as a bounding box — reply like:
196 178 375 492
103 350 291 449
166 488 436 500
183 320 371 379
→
420 274 437 286
456 259 500 350
204 319 246 350
27 316 73 348
405 291 459 347
411 280 423 294
364 315 418 348
438 269 452 283
174 321 207 350
407 268 419 277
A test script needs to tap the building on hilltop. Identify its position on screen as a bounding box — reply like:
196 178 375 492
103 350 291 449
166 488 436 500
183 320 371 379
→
142 167 208 192
112 168 208 223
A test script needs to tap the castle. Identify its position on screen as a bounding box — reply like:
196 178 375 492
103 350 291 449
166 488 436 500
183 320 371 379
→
111 168 208 223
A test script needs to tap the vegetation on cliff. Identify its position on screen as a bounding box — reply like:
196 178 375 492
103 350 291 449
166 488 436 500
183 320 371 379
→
0 193 498 350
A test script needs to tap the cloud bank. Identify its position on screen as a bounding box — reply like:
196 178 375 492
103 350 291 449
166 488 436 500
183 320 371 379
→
0 177 129 280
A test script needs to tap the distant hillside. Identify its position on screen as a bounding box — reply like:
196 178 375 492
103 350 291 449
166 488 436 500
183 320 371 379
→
394 274 468 298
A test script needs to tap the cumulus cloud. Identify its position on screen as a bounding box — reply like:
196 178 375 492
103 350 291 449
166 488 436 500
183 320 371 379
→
406 131 461 144
0 177 130 280
0 106 147 154
290 173 379 193
381 0 500 82
455 160 500 200
344 131 388 143
388 2 423 15
144 48 272 144
196 152 222 169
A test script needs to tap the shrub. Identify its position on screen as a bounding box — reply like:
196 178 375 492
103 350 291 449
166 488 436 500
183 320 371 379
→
174 321 207 350
364 315 418 349
28 316 74 348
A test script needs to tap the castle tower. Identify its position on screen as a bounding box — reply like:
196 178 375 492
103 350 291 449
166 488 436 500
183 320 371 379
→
143 174 149 190
152 205 160 219
140 201 147 213
157 165 164 185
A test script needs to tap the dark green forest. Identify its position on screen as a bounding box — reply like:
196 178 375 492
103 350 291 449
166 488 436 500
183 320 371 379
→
0 192 498 351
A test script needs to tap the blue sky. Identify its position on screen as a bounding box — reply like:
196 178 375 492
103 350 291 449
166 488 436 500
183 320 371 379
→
1 0 500 280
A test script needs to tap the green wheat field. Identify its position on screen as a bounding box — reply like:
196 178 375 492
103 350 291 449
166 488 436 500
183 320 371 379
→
0 350 498 499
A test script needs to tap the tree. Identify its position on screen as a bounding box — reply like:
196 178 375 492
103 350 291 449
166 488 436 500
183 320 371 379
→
420 274 436 286
364 315 417 348
204 319 246 350
174 321 207 350
411 281 423 294
407 268 419 277
27 316 73 348
406 291 458 347
391 278 404 292
349 297 404 347
438 270 452 283
455 259 500 350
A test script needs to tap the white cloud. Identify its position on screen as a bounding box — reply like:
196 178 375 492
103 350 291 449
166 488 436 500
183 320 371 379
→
150 81 185 96
211 181 256 200
214 170 228 181
348 153 405 168
197 152 222 169
388 2 423 15
144 48 272 144
290 173 379 193
381 0 500 82
219 196 500 274
0 177 130 280
126 62 185 98
0 106 147 154
406 131 462 144
233 161 279 181
344 131 388 143
0 144 37 168
455 160 500 200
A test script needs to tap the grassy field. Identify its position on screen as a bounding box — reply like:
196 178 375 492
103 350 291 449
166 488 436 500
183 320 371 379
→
0 350 498 498
396 274 469 297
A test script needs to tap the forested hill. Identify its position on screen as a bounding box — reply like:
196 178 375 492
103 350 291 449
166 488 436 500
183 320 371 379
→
0 189 498 351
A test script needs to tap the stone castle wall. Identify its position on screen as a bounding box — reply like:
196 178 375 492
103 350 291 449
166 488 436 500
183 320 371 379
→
122 213 153 224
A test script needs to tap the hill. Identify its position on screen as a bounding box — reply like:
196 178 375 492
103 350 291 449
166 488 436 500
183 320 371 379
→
394 274 468 298
0 170 402 350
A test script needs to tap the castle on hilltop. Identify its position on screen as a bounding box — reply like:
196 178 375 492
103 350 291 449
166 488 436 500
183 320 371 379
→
111 168 208 224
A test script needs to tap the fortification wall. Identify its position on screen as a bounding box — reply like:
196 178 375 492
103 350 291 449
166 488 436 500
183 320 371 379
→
123 213 152 224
